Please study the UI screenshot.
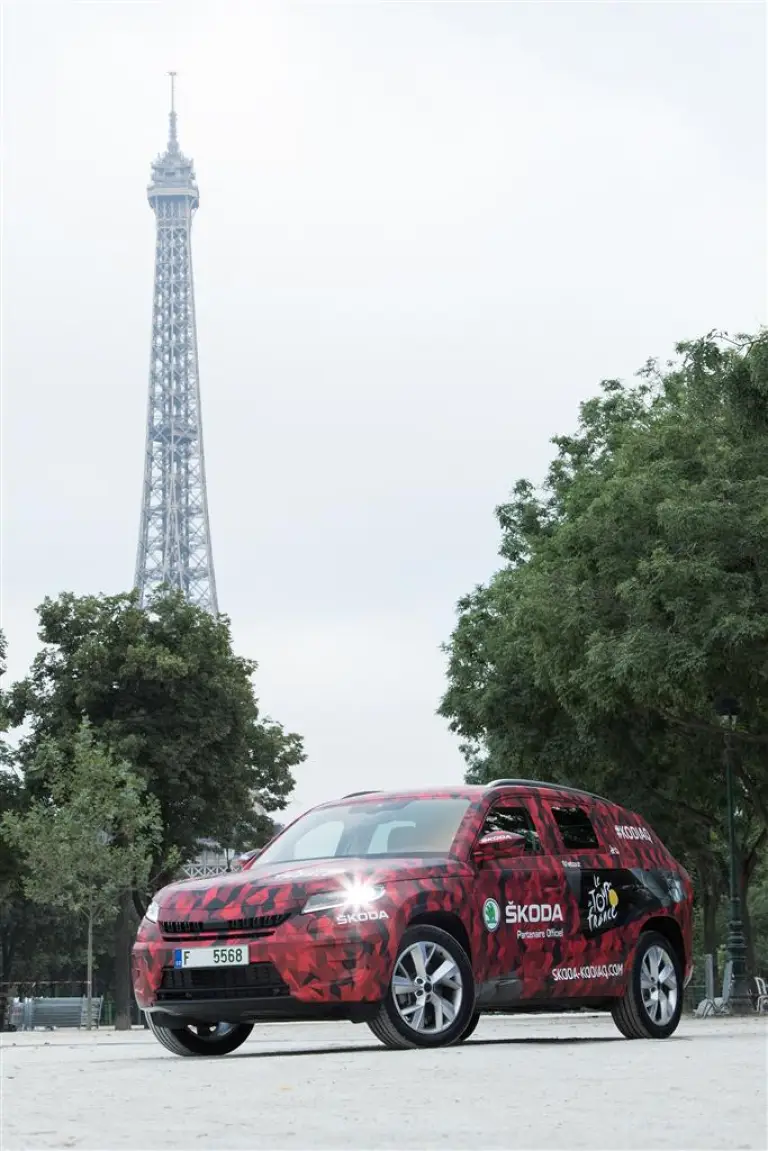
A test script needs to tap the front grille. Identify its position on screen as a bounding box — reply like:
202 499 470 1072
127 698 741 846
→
157 961 290 1002
159 912 290 939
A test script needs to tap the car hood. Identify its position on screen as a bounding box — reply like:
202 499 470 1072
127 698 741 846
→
153 856 470 921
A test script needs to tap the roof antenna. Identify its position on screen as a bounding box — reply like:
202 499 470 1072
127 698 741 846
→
168 70 178 153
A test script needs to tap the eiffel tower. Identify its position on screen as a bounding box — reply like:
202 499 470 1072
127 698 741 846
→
135 74 218 614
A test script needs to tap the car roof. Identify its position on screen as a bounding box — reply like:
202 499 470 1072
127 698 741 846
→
329 779 612 806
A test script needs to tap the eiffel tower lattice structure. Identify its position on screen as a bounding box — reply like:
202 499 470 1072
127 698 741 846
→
135 73 218 614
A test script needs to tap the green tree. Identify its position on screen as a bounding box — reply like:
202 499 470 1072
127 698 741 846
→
2 723 162 1025
8 590 306 1026
0 633 99 998
748 859 768 977
0 628 26 987
0 768 28 984
440 331 768 978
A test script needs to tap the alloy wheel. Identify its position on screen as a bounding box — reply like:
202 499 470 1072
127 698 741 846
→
392 939 464 1036
640 943 678 1026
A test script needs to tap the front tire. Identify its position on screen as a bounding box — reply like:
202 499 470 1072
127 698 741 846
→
368 925 476 1050
611 931 682 1040
146 1014 253 1057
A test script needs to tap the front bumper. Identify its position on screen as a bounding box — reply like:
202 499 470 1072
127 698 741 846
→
132 920 396 1018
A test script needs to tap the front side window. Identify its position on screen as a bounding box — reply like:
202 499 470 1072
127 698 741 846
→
256 797 472 865
479 804 542 855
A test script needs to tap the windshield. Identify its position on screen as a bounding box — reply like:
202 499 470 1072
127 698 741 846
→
256 797 471 865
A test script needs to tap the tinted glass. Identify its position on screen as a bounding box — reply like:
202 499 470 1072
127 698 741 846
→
551 806 600 850
480 805 542 854
257 797 471 864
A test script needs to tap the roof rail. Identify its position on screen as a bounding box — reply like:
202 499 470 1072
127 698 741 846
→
485 778 605 802
341 790 381 799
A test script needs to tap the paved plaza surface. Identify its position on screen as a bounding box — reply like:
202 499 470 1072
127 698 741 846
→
2 1014 766 1150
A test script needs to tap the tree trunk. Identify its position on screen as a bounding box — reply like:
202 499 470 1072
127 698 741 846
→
1 921 15 984
113 891 136 1031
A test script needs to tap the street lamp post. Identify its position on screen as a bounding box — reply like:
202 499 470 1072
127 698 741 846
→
714 695 752 1014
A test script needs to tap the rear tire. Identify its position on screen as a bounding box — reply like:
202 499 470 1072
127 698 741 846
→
451 1010 481 1044
368 924 476 1050
611 930 682 1040
146 1014 253 1057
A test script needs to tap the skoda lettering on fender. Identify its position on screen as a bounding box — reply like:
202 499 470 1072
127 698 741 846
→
132 779 694 1055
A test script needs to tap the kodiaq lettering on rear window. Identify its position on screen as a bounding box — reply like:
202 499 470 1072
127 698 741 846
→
505 902 563 925
336 910 389 925
615 824 652 842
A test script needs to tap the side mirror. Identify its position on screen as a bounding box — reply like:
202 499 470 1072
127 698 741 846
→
471 830 528 864
230 847 262 872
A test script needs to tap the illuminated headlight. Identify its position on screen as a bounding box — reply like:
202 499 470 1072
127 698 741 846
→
302 882 385 915
145 900 160 924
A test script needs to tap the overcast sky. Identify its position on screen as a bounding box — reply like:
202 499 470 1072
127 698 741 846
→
2 1 765 818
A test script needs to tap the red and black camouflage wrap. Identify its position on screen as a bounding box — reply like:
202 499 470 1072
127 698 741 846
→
132 784 693 1023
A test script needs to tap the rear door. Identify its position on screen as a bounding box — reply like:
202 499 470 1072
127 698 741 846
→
543 802 628 991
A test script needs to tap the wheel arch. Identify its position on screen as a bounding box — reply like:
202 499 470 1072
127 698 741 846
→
640 915 686 971
405 911 472 962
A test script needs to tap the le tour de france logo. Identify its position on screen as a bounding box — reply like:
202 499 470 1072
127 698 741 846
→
586 875 619 932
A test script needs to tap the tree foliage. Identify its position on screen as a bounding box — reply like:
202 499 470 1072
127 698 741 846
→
0 628 27 983
2 722 161 924
1 630 92 990
440 331 768 973
7 590 306 908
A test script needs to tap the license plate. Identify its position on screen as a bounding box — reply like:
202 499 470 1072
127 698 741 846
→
173 945 249 969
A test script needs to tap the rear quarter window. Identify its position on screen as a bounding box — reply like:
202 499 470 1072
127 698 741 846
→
551 806 600 851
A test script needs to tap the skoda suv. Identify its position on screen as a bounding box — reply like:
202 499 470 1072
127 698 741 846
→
132 780 694 1055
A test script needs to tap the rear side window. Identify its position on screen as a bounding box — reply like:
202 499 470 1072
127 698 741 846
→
480 804 542 855
551 806 600 850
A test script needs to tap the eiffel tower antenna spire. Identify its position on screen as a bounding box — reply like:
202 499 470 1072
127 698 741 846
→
168 70 178 152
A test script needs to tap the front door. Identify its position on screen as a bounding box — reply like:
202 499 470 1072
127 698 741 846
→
471 795 567 1004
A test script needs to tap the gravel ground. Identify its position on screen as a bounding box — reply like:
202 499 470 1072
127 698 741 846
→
1 1014 766 1150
